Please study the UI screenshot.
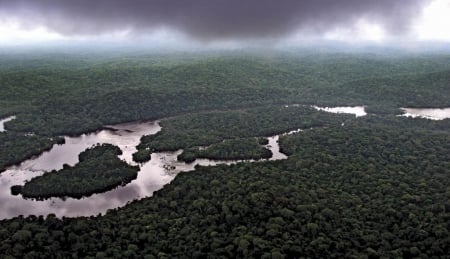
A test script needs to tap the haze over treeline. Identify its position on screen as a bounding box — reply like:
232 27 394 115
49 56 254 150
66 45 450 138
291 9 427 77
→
1 0 449 47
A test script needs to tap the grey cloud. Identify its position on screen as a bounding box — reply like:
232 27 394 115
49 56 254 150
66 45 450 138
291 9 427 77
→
0 0 431 40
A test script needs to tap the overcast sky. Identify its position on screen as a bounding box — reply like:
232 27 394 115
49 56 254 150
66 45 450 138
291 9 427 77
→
0 0 449 47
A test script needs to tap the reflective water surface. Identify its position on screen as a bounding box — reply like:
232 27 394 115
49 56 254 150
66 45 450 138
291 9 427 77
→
0 116 16 132
0 105 370 219
0 121 288 219
313 106 367 117
400 108 450 120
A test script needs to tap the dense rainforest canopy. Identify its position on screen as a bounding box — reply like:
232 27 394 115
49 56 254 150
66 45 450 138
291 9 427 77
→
0 133 63 173
177 137 273 163
135 105 351 153
0 49 449 258
1 50 450 136
1 116 449 258
16 144 139 199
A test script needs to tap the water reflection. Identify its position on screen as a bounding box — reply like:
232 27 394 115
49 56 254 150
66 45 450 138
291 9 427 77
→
400 108 450 120
312 106 367 117
0 120 288 219
0 116 16 132
268 135 288 160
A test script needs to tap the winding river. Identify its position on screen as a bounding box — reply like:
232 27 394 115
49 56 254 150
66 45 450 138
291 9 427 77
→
2 105 447 219
0 120 288 219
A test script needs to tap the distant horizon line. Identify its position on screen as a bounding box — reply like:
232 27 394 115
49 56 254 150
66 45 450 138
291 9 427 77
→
1 40 450 54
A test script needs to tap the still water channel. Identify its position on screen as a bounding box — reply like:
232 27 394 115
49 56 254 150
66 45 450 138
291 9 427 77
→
0 105 447 219
400 108 450 120
0 120 287 219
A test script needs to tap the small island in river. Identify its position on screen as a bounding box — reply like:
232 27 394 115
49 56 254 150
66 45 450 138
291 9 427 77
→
178 137 273 163
13 144 139 199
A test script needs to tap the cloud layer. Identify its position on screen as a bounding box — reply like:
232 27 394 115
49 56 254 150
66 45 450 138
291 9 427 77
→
0 0 431 40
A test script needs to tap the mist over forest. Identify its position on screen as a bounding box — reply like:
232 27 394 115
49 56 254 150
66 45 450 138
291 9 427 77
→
0 0 450 258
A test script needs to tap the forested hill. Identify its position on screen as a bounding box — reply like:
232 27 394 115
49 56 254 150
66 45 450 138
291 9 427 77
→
0 51 450 136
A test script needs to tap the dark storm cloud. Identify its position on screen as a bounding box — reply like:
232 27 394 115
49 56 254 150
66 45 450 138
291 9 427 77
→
0 0 431 39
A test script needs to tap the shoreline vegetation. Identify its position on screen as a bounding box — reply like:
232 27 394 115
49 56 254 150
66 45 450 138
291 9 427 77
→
1 116 449 257
135 105 353 154
2 52 450 137
14 144 139 199
0 51 449 257
0 133 64 173
177 137 273 163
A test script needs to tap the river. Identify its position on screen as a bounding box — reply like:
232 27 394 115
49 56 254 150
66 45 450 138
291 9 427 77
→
400 108 450 120
0 121 290 218
0 116 16 132
313 106 367 117
0 105 371 219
